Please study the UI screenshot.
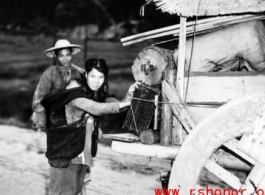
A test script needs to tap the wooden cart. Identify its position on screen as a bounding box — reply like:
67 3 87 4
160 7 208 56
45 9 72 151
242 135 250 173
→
106 71 265 194
105 1 265 193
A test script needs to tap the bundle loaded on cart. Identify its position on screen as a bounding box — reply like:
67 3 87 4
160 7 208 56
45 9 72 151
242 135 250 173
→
104 0 265 193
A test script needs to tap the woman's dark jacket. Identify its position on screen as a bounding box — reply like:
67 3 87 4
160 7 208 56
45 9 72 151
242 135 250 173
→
42 87 113 168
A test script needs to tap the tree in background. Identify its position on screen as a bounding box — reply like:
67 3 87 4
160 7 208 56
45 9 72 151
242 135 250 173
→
0 0 178 38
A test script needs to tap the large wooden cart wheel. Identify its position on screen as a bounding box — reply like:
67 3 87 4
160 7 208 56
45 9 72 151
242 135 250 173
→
169 91 265 194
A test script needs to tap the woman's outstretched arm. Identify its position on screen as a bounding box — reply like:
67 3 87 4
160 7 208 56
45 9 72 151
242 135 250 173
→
105 81 141 103
68 98 130 116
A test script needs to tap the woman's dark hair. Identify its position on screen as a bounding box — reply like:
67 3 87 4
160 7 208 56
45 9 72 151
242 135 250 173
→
54 47 73 57
84 58 109 102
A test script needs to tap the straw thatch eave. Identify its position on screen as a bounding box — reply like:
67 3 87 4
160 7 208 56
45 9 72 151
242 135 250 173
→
151 0 265 17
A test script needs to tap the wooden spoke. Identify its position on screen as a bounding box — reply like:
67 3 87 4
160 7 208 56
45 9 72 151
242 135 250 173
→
204 160 242 190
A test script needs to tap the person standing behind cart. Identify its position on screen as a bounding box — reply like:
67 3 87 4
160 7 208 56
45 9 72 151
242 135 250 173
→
31 39 84 135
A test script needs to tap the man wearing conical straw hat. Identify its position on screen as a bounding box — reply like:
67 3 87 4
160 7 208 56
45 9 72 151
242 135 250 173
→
31 40 87 194
31 39 84 132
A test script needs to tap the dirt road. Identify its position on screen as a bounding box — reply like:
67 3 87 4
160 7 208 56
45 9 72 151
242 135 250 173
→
0 125 170 195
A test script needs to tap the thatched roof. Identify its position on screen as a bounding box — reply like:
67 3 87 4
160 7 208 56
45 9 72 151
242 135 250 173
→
151 0 265 17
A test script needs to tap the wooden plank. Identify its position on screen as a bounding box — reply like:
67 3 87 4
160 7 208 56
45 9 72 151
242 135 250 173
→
177 17 186 100
237 107 265 165
204 160 242 190
162 80 196 133
111 141 251 171
184 72 265 104
111 141 179 160
240 162 265 194
103 133 139 142
172 117 183 145
172 70 185 145
176 17 186 145
223 139 256 165
160 68 176 146
120 16 231 42
121 15 265 46
153 95 159 130
186 71 265 77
